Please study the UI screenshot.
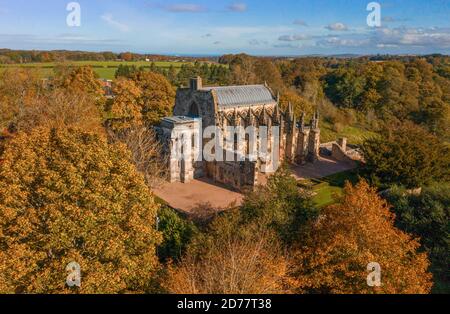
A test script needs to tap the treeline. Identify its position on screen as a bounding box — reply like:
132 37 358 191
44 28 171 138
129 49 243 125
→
215 53 450 140
0 49 215 64
115 61 231 87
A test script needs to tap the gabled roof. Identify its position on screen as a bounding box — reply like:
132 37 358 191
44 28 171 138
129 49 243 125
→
202 85 276 108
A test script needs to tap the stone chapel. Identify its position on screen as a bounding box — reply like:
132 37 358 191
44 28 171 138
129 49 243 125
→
156 77 320 191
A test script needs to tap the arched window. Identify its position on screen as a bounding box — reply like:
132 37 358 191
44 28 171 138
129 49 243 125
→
188 102 199 117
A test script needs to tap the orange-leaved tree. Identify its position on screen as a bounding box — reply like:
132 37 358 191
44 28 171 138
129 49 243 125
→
131 71 175 126
0 127 161 294
56 66 106 110
291 180 432 294
107 77 143 132
163 211 291 294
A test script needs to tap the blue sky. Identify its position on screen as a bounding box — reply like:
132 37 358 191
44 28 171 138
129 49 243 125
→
0 0 449 55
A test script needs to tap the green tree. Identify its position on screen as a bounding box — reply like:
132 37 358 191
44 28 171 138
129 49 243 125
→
115 64 138 79
385 184 450 293
157 206 198 262
241 164 318 243
361 122 450 188
0 127 162 293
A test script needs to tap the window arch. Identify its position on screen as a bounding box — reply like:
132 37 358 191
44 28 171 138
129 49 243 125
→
188 102 200 117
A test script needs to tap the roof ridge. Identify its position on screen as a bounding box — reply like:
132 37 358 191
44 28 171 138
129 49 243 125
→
201 84 266 90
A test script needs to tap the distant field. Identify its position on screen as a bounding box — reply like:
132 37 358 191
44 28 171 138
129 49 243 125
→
0 61 190 80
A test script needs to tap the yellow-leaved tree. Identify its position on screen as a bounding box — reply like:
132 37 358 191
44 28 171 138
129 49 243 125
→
0 127 161 294
291 180 433 294
163 211 291 294
131 71 175 126
107 77 143 132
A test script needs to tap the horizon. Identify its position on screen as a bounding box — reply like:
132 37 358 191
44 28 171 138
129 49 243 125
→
2 48 450 58
0 0 449 56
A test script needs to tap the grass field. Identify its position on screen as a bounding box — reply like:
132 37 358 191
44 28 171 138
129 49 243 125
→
299 169 361 208
0 61 190 80
320 120 378 145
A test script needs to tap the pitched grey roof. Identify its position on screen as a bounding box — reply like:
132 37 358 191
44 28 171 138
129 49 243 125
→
202 85 276 108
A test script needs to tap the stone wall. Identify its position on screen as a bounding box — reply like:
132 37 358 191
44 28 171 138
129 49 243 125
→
206 160 257 191
331 138 357 166
173 89 216 127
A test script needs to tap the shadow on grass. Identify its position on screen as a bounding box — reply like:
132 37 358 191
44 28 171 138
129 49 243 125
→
298 169 361 208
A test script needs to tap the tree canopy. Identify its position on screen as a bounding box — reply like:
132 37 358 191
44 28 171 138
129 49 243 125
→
291 180 432 294
361 122 450 188
131 71 175 126
0 127 161 293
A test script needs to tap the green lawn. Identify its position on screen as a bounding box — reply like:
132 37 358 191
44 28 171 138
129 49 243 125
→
299 169 361 208
320 120 378 145
0 60 190 80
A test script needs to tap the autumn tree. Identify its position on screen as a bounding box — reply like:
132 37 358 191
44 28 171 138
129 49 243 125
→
163 211 291 294
253 59 284 92
361 122 450 188
55 66 106 109
0 127 161 294
224 54 257 85
107 78 143 132
0 68 43 131
16 88 104 134
108 126 167 189
279 89 313 117
119 52 134 61
131 71 175 125
291 180 432 294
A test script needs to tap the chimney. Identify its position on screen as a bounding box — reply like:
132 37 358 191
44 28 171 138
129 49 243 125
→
190 76 202 91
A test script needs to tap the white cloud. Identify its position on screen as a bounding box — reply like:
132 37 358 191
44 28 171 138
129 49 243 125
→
325 22 348 31
314 26 450 50
273 43 299 49
278 34 309 41
227 3 247 12
101 13 130 32
0 33 122 45
293 20 308 27
381 16 410 23
165 4 206 12
374 27 450 47
213 25 293 38
248 39 268 46
317 36 369 47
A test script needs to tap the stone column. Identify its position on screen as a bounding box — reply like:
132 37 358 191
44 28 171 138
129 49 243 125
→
307 127 320 163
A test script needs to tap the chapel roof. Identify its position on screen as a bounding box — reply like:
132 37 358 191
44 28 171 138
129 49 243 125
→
201 85 276 108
